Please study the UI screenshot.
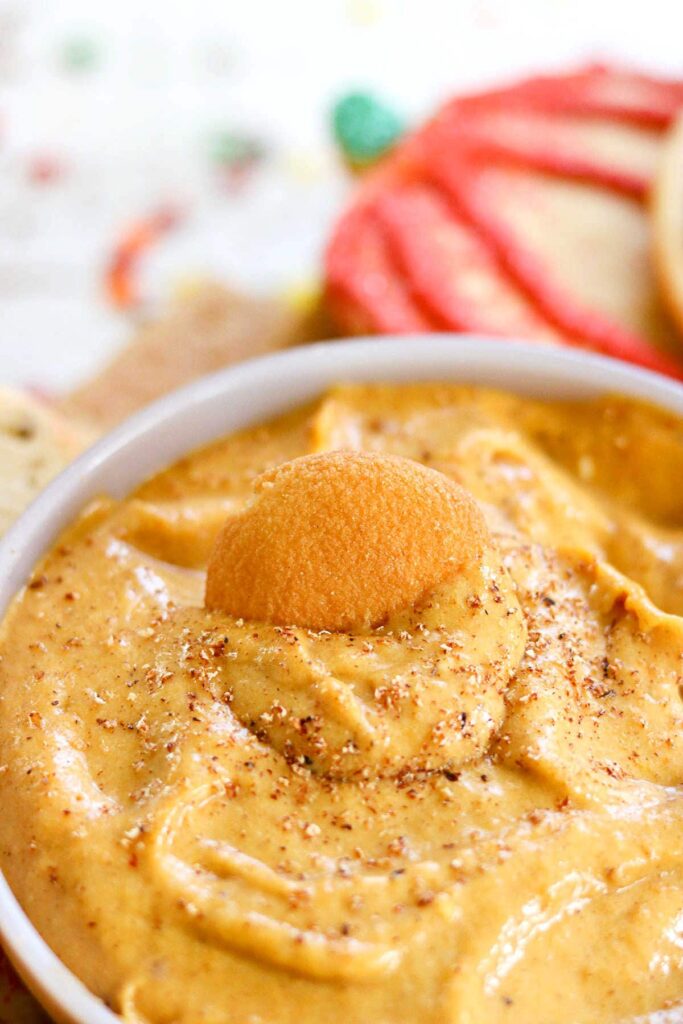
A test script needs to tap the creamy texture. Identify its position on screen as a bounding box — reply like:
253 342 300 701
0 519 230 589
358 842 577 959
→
2 384 683 1023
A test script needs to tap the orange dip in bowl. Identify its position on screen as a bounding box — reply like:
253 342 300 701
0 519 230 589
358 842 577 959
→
2 383 683 1023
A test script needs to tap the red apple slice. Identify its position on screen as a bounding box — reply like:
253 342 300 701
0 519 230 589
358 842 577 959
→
450 64 683 128
324 201 437 334
652 113 683 335
324 63 683 377
425 106 661 198
374 183 561 343
425 149 683 377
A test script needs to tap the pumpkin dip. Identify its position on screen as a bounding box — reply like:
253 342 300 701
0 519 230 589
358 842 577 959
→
2 383 683 1023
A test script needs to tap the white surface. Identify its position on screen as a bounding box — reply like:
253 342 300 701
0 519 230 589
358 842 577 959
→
1 335 683 1022
1 0 683 390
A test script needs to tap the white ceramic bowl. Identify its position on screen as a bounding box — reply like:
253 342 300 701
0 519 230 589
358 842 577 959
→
2 336 683 1024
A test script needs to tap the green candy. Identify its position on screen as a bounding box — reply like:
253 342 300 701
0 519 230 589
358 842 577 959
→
209 131 267 169
332 91 405 166
60 36 100 72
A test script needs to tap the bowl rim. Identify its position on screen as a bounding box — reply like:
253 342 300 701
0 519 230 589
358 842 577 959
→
2 334 683 1024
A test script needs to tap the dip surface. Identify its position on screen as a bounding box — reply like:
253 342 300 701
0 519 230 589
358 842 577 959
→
2 383 683 1023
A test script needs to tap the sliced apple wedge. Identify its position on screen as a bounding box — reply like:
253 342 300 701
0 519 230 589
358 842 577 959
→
375 183 561 342
325 63 683 376
324 201 436 334
652 113 683 336
425 151 681 371
427 107 662 198
451 64 683 127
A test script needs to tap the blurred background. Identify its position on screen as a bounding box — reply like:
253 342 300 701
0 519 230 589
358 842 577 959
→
1 0 682 392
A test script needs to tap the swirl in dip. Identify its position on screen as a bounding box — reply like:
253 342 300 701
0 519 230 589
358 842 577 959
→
2 383 683 1024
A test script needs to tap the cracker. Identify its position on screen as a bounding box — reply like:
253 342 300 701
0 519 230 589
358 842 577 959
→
0 389 91 536
61 282 328 430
